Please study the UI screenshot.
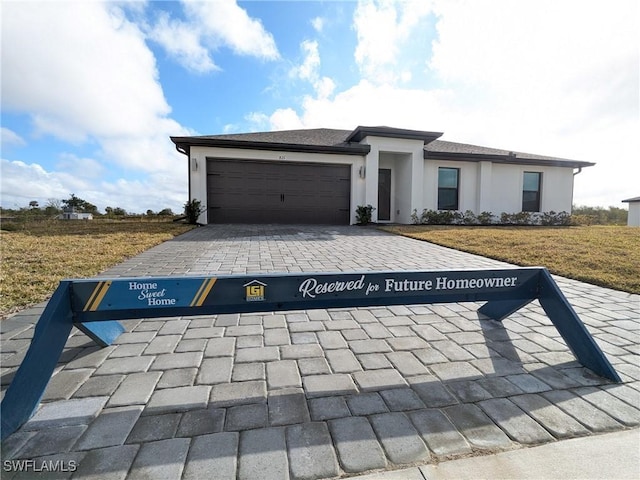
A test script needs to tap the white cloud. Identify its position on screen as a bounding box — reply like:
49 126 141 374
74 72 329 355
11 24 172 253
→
55 153 106 180
147 0 280 73
1 1 190 212
97 173 187 213
1 160 89 208
2 2 175 143
266 80 453 131
147 11 218 73
311 17 324 33
353 0 433 83
291 40 321 82
269 108 305 131
429 0 638 130
426 0 639 206
1 128 26 147
260 0 638 207
1 159 186 214
243 112 270 131
289 40 336 101
182 0 279 60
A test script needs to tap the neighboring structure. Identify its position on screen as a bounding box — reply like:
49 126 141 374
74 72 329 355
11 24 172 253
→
59 208 93 220
622 196 640 227
171 126 594 225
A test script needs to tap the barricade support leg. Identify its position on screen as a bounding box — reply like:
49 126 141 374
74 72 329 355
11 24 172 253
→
76 321 125 347
478 298 533 321
1 282 74 440
538 270 621 382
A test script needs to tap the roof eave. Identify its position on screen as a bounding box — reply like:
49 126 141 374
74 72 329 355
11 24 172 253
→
346 126 443 144
170 136 371 156
424 150 595 168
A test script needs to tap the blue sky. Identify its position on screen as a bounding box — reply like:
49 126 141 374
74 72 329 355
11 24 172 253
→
2 0 638 214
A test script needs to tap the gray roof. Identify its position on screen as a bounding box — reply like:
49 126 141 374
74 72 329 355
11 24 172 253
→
171 126 595 168
424 140 594 167
172 128 369 156
622 196 640 203
197 128 353 147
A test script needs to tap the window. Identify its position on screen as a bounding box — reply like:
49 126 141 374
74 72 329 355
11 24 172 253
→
522 172 542 212
438 167 459 210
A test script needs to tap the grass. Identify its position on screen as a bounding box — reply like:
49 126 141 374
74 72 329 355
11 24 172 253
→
381 225 640 294
0 220 194 318
2 220 637 318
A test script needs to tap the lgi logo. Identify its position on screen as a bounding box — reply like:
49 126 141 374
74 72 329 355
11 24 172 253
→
243 280 266 302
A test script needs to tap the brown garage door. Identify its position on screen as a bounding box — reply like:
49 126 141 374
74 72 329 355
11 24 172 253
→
206 159 351 224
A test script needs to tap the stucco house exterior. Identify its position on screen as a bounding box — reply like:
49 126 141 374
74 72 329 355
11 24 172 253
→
58 208 93 221
622 196 640 227
171 126 594 225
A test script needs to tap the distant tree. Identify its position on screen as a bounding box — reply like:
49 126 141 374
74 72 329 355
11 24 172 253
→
29 200 39 209
572 205 628 225
62 194 98 214
112 207 126 216
157 208 174 216
62 193 82 210
45 198 62 214
146 209 155 217
44 204 62 216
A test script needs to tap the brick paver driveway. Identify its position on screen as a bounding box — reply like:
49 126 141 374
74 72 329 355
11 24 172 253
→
2 225 639 479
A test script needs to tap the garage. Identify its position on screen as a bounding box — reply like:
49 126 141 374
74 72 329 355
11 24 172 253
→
206 159 351 224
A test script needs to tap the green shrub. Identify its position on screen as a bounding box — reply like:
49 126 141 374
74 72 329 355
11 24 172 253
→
419 209 460 225
540 211 572 226
461 210 477 225
411 209 420 224
184 199 205 225
500 211 532 225
477 211 494 225
0 222 20 232
355 204 375 225
412 209 572 226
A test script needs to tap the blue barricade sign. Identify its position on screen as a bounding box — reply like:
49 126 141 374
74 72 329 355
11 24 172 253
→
0 267 621 440
70 269 540 321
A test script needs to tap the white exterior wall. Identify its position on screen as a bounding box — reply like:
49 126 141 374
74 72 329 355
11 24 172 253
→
538 166 575 213
489 164 525 213
627 202 640 227
189 146 365 224
188 142 579 225
490 164 574 214
421 161 575 216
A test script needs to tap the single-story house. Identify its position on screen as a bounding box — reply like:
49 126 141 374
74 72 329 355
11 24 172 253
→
171 126 594 225
622 196 640 227
58 209 93 221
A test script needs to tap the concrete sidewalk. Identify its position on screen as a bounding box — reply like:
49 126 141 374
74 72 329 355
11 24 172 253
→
1 225 639 479
356 428 640 480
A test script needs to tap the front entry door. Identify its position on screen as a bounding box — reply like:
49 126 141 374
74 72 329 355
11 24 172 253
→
378 169 391 221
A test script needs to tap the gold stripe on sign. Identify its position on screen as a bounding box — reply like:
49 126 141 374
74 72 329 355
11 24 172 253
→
195 278 217 307
190 279 209 307
83 281 104 311
88 281 112 311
